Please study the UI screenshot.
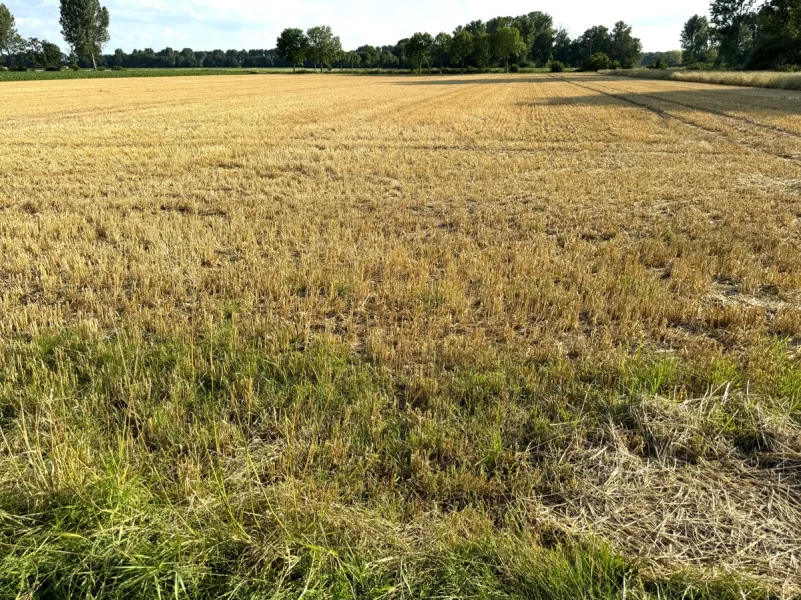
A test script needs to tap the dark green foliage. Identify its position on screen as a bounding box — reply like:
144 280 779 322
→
583 52 613 71
642 50 683 68
41 40 62 68
471 32 492 70
449 29 474 67
276 27 308 73
490 26 527 72
609 20 643 68
59 0 109 70
750 0 801 69
0 5 657 73
572 25 612 66
550 60 565 72
306 25 341 73
681 15 712 65
0 3 18 57
710 0 757 66
404 31 433 73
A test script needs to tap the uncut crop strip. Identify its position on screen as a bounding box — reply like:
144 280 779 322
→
552 74 801 167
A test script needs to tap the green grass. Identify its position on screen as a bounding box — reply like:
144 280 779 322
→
0 68 295 82
0 66 568 83
0 322 795 598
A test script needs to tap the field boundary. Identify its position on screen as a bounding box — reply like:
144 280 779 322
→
609 69 801 92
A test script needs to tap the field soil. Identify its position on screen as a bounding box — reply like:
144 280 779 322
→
1 73 801 598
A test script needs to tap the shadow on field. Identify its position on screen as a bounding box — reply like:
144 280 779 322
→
395 75 801 117
393 76 611 86
526 87 801 117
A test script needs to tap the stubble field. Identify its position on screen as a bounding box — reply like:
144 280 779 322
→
1 73 801 599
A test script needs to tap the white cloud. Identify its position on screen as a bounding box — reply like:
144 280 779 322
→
6 0 708 52
139 0 169 12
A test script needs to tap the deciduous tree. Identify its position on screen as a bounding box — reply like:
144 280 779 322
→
306 25 341 73
710 0 757 66
404 32 433 73
432 32 451 69
491 26 527 72
59 0 109 70
450 29 473 68
0 3 19 58
750 0 801 68
472 32 491 71
609 21 642 68
42 41 62 68
680 15 712 65
276 28 308 73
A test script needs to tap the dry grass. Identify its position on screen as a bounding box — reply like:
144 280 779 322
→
1 73 801 598
614 69 801 92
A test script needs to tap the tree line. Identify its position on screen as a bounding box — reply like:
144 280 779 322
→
274 18 643 73
0 0 108 70
680 0 799 69
1 0 799 73
0 3 641 73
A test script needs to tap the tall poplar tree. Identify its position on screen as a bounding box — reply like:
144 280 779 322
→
60 0 109 70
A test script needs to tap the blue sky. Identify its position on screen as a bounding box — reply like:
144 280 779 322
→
8 0 709 53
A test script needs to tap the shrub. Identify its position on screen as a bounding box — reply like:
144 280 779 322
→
0 66 7 72
10 65 28 72
70 63 80 71
45 66 61 72
111 65 125 71
649 58 668 70
582 53 612 72
509 64 520 73
550 61 565 73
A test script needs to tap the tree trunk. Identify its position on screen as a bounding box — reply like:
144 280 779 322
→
91 53 97 71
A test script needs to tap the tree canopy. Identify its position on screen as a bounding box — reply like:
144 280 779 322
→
680 15 712 65
276 28 308 72
710 0 757 66
491 26 527 72
404 32 433 73
59 0 109 70
4 1 801 74
306 25 341 72
0 3 19 58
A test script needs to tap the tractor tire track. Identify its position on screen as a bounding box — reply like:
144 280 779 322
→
601 77 801 141
551 75 801 167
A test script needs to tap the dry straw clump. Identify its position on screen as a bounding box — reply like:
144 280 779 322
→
1 73 801 597
560 388 801 595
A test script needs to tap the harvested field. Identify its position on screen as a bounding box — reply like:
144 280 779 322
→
1 73 801 599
